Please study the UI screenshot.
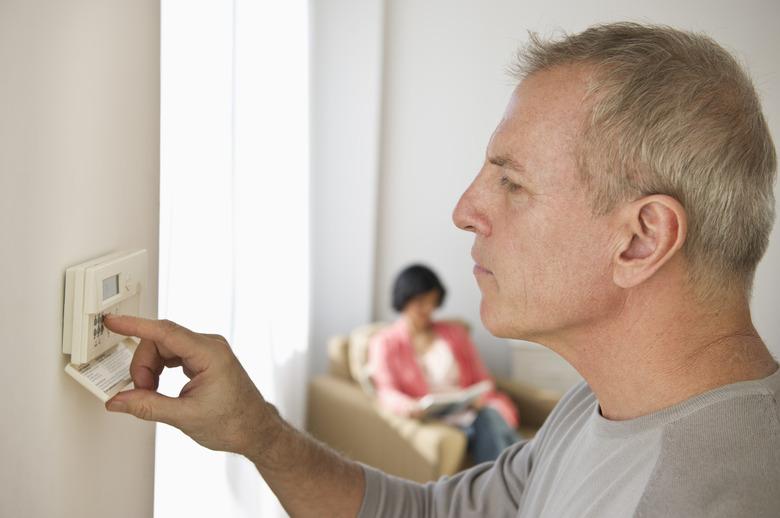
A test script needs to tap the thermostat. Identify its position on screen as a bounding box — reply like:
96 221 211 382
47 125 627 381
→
62 249 147 401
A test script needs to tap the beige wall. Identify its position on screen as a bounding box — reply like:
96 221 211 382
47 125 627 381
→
0 1 160 516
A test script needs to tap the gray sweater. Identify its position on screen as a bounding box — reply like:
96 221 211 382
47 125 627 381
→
359 367 780 517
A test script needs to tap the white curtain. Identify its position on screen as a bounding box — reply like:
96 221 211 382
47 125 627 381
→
157 1 310 516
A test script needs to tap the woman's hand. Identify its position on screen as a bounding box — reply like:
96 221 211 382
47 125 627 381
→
471 394 487 411
407 406 425 419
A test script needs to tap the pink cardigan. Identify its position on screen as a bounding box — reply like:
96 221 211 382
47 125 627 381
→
367 319 519 428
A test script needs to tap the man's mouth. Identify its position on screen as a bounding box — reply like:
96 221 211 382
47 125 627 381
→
471 249 493 276
473 264 493 276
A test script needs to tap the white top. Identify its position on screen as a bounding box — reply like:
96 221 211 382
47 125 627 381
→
418 338 461 392
418 338 476 427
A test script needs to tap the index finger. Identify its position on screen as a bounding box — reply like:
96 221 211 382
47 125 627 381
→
104 314 203 361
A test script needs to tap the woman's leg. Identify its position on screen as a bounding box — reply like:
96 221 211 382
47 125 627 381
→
467 406 522 464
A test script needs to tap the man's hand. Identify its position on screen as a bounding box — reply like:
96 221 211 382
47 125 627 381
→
103 314 366 517
103 314 275 457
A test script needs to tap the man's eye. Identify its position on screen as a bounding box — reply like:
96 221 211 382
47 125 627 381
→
500 175 522 193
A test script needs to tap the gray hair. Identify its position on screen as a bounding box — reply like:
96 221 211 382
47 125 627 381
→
511 23 776 298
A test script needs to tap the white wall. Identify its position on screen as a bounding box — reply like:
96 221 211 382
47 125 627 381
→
310 0 385 376
0 2 160 516
374 0 780 377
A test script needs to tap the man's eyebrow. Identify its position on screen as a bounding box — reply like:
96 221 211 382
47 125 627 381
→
488 155 526 173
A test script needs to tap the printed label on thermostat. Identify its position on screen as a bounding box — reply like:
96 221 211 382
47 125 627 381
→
73 344 133 394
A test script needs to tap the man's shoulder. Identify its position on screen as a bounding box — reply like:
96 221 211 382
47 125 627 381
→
636 385 780 517
548 380 596 419
531 380 596 449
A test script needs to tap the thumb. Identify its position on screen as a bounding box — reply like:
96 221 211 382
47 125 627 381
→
106 389 183 426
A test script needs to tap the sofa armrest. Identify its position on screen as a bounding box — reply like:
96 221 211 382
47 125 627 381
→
495 377 561 429
306 375 467 483
373 407 467 478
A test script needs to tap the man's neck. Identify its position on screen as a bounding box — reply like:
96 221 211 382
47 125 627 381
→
549 289 778 421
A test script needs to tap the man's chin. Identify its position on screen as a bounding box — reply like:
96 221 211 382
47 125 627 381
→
479 303 514 339
480 302 541 340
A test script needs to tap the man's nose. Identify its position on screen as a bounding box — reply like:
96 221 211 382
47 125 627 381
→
452 177 491 236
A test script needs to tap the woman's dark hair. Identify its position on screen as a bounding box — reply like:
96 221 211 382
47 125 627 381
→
391 264 447 312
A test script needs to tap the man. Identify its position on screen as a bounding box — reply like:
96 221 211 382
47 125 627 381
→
103 23 779 517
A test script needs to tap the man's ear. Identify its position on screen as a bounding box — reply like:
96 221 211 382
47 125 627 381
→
612 195 687 289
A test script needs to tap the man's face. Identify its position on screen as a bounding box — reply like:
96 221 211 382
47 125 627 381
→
453 66 622 343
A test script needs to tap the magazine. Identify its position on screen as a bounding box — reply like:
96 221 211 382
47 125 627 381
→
417 380 492 418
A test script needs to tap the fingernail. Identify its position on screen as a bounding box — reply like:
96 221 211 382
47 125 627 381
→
103 313 117 321
107 400 127 412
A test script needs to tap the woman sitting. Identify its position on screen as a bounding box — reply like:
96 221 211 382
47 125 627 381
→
368 264 521 464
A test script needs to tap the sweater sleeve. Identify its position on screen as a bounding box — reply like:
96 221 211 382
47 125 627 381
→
368 333 419 417
358 437 535 517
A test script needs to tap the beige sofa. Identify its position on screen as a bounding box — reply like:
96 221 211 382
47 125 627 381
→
305 322 561 483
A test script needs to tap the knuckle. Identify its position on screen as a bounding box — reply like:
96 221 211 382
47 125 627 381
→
159 319 178 333
205 334 232 353
217 337 234 353
204 333 229 345
159 319 183 341
133 400 155 421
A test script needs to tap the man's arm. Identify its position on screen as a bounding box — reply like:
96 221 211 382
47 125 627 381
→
102 315 364 518
243 407 365 517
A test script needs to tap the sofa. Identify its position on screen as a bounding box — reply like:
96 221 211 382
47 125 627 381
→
305 322 562 483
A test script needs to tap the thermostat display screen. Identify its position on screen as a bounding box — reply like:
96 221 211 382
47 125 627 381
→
102 275 119 300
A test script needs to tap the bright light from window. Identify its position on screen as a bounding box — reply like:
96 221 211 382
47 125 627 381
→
158 0 309 516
